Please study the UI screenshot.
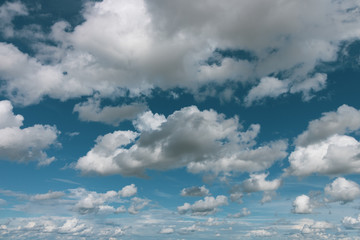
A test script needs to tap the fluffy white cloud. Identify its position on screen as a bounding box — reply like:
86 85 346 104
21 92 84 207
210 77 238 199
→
132 110 166 132
73 96 147 126
119 184 137 198
342 215 360 229
1 0 360 104
0 216 126 239
0 100 59 165
324 177 360 204
286 134 360 176
0 1 27 38
181 186 210 197
245 73 327 106
287 105 360 176
228 208 251 218
296 105 360 147
178 195 228 216
76 106 287 176
70 184 137 215
292 195 313 214
244 77 289 106
159 227 174 234
241 173 282 193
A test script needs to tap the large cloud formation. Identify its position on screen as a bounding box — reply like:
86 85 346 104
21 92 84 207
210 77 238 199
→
75 106 287 176
0 100 59 165
286 105 360 176
1 0 360 104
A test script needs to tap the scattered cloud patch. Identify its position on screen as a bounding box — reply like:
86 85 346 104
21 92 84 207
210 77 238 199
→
73 96 147 126
324 177 360 204
181 186 210 197
178 195 228 216
0 100 59 165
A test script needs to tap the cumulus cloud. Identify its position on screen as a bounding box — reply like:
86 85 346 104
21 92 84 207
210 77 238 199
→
244 77 289 106
0 100 59 165
76 106 287 176
324 177 360 204
181 186 210 197
1 0 360 104
342 215 360 229
228 208 251 218
70 184 137 215
178 195 228 216
73 96 147 126
286 105 360 177
241 173 282 193
286 134 360 176
245 74 327 106
296 105 360 147
0 216 126 239
292 195 313 214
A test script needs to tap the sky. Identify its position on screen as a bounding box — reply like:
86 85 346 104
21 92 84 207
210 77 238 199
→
1 0 360 239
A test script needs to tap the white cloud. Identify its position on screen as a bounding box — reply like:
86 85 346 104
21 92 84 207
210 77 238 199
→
119 184 137 198
296 105 360 147
178 195 228 216
289 73 327 101
229 192 243 204
245 229 276 237
70 184 137 215
30 191 65 201
73 96 147 126
0 100 59 165
76 106 287 176
132 110 166 132
292 195 313 214
2 0 360 104
0 1 28 38
244 77 289 106
324 177 360 204
181 186 210 197
241 173 282 193
286 134 360 176
159 227 174 234
343 215 360 229
245 74 327 106
128 197 150 214
228 208 251 218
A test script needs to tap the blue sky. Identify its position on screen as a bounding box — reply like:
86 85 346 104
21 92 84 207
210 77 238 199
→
1 0 360 239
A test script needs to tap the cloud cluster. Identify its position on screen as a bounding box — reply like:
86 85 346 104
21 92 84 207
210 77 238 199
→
76 106 287 176
1 0 360 104
342 215 360 229
0 1 27 38
324 177 360 204
228 208 251 218
178 195 228 216
0 100 59 165
286 105 360 176
71 184 138 215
